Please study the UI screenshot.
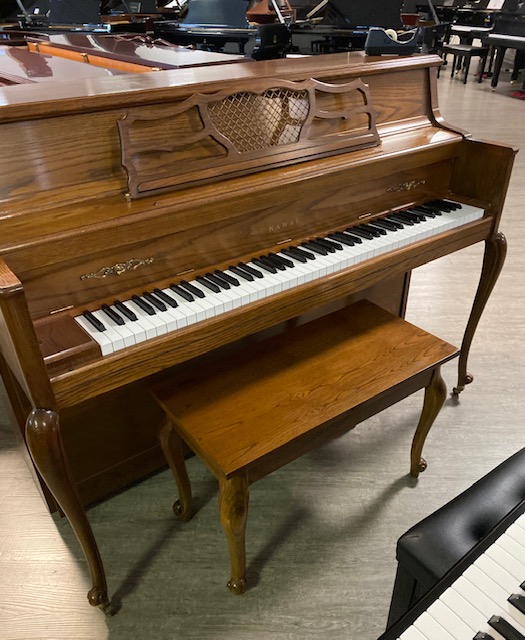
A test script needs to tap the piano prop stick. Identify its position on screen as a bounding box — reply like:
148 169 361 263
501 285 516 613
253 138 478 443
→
0 52 515 610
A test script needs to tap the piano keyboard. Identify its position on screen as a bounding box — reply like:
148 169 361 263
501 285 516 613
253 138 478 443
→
74 200 483 356
391 511 525 640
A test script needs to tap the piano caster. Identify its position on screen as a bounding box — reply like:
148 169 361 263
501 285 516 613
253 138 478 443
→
418 457 428 474
227 577 247 595
173 499 192 522
452 372 474 396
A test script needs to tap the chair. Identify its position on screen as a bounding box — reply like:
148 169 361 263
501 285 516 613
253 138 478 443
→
438 42 489 83
386 446 525 628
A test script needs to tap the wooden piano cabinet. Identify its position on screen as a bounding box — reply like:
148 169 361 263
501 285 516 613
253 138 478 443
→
0 52 516 610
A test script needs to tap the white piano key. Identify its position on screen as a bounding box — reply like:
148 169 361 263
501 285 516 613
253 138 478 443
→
426 598 479 639
441 576 505 640
399 626 429 640
507 519 525 547
87 311 125 351
474 554 525 600
413 611 456 640
92 309 134 348
486 538 525 582
125 301 162 339
109 303 148 344
463 564 525 635
496 532 525 567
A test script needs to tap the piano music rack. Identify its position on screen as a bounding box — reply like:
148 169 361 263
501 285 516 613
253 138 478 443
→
151 300 459 594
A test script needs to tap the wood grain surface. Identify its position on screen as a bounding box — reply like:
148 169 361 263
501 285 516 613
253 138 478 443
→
1 65 524 640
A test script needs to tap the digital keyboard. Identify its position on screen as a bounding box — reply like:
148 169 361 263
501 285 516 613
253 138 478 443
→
75 201 483 356
379 502 525 640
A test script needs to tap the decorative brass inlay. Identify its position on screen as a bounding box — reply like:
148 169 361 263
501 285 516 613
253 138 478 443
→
80 258 154 280
387 179 426 193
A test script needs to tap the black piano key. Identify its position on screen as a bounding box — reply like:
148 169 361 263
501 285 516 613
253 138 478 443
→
328 232 355 247
405 208 430 220
398 211 423 223
266 254 289 270
252 257 277 274
383 216 404 229
269 252 295 268
488 615 525 640
216 270 240 286
143 291 167 311
346 227 374 239
314 236 339 251
395 211 422 224
474 633 495 640
179 280 206 298
509 594 525 616
101 303 125 326
82 310 106 332
170 283 194 302
228 265 254 281
259 255 284 271
521 580 525 591
302 241 329 256
153 288 179 308
205 272 231 289
341 230 363 243
196 275 221 293
286 246 316 260
412 205 439 217
358 223 385 236
131 295 156 315
238 262 265 278
424 199 452 212
441 199 462 210
416 202 441 214
281 248 307 263
389 213 414 226
114 300 138 322
370 219 399 232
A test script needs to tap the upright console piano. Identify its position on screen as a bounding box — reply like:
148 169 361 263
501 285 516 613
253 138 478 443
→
0 52 515 609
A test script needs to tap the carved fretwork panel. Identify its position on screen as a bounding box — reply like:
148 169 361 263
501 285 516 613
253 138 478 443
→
118 77 380 198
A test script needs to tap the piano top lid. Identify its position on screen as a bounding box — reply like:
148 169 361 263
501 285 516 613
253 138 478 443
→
179 0 250 28
0 51 443 122
38 33 248 68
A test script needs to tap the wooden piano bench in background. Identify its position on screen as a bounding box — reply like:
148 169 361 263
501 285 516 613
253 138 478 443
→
150 300 459 594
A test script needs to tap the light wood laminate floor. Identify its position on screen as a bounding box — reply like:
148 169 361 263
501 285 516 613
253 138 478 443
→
1 67 524 640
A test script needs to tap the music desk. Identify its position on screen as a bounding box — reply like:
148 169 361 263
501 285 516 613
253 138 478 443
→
151 300 458 594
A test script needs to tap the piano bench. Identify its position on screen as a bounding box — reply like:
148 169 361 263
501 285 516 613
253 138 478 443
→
386 446 525 628
438 43 489 84
150 300 458 595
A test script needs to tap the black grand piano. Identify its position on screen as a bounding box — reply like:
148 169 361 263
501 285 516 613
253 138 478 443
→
155 0 405 55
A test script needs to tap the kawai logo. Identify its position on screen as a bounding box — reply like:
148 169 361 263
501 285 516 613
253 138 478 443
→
268 218 300 233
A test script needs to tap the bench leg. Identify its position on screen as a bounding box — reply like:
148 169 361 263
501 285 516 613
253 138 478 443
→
410 367 447 478
219 474 249 595
159 418 192 522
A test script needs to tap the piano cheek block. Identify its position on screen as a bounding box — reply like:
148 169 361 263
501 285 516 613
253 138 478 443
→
34 315 102 375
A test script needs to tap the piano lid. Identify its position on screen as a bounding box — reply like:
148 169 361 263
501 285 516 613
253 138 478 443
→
179 0 250 28
321 0 403 28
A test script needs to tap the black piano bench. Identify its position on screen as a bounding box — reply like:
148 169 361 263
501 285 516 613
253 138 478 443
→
386 446 525 628
438 43 489 84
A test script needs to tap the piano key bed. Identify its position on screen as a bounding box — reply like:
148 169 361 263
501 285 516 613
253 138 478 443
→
149 299 459 594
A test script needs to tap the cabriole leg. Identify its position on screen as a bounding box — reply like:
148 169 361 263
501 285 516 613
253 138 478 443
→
219 474 249 595
25 408 111 612
159 417 192 521
410 367 447 478
453 232 507 395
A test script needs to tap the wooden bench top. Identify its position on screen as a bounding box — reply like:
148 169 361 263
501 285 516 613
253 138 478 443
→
152 301 458 479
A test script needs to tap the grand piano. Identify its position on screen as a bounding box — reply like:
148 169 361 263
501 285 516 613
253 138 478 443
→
0 51 515 609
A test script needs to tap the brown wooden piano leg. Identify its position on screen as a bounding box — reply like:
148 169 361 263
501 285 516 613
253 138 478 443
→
453 231 507 395
25 409 112 612
158 418 192 522
218 473 249 595
410 367 447 478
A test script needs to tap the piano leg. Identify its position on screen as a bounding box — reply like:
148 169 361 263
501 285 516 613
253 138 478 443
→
25 408 112 613
410 367 447 478
453 231 507 395
219 473 249 595
159 418 192 522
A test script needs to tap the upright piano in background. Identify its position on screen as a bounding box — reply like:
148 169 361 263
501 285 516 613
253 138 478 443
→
0 51 515 609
